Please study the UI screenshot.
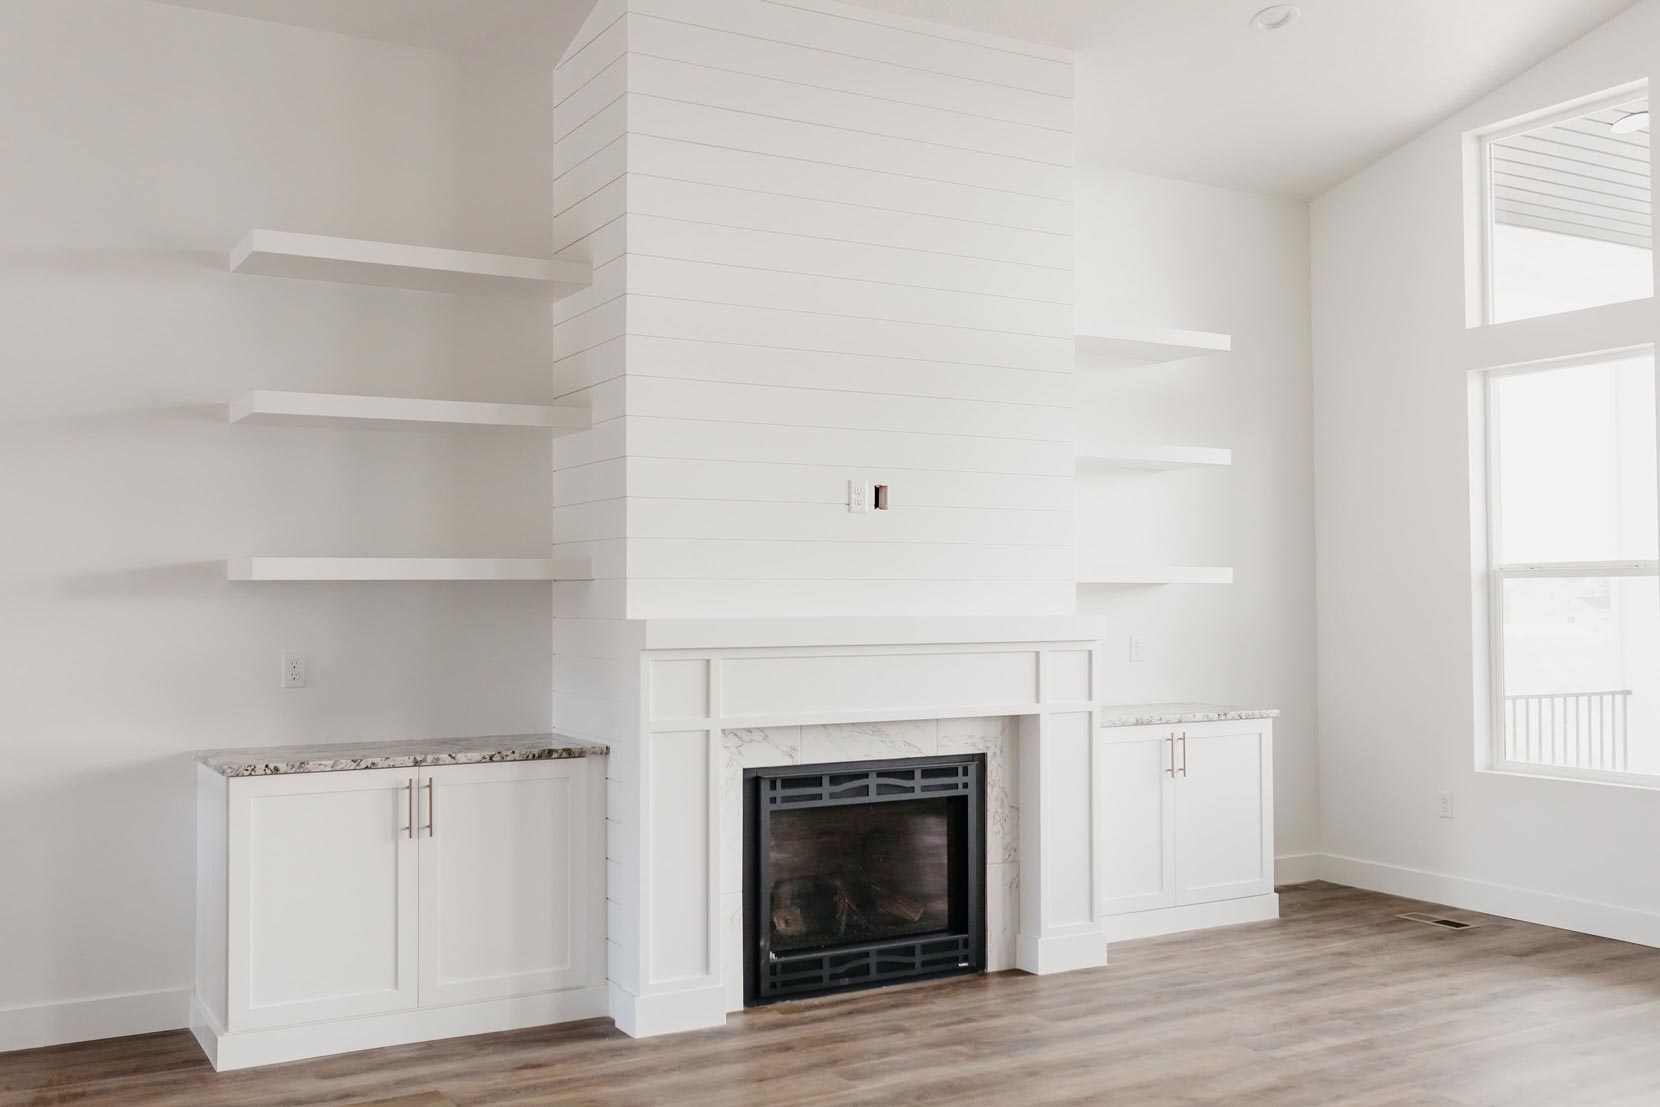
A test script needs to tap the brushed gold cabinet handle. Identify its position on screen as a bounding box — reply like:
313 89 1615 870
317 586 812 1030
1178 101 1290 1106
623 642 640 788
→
1180 732 1189 777
406 778 415 840
1167 734 1176 778
426 777 435 837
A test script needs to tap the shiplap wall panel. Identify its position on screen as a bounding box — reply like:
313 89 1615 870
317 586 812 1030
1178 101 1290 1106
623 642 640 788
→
617 337 1074 407
552 0 1073 624
628 134 1070 233
620 458 1074 512
626 177 1069 269
626 215 1073 302
625 13 1070 129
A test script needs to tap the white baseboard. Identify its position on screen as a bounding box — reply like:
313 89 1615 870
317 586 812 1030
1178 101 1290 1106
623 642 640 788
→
1101 894 1280 943
1274 853 1321 886
609 981 727 1038
0 988 188 1054
1317 854 1660 949
198 986 610 1071
1015 924 1109 975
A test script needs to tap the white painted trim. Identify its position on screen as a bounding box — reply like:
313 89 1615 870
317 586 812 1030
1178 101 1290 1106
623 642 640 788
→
1319 854 1660 948
1274 853 1321 886
1015 926 1107 975
193 986 609 1071
0 988 187 1054
1101 894 1280 942
608 981 726 1038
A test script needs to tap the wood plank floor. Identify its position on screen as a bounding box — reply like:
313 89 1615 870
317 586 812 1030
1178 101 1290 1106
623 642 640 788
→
7 883 1660 1107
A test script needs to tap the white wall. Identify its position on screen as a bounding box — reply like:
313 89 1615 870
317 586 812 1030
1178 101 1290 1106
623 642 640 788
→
549 0 1076 625
1312 0 1660 939
0 0 556 1049
1073 169 1320 865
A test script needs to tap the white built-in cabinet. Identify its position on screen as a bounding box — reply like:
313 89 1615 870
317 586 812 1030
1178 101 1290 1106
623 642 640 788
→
1095 718 1277 940
194 758 606 1070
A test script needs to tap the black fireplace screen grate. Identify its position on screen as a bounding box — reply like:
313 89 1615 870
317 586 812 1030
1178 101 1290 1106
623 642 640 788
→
745 754 985 1005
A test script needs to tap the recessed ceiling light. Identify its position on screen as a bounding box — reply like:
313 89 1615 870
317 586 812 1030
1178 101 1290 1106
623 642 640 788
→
1250 4 1301 31
1611 110 1650 135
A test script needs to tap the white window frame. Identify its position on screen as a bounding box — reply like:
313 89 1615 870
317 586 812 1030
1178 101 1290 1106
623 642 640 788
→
1482 348 1660 787
1473 81 1651 327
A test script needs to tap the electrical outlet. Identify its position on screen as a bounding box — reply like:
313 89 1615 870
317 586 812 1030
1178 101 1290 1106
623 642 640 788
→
282 652 307 689
1129 635 1146 663
1438 790 1454 819
848 479 869 514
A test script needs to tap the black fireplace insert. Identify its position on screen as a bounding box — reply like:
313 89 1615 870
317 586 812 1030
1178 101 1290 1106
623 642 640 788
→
743 754 985 1005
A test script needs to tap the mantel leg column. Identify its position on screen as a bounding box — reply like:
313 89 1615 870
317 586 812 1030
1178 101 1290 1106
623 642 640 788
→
1016 710 1108 973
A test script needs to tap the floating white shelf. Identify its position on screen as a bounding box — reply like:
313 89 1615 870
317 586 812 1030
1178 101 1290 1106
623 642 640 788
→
226 558 592 582
1075 324 1231 363
1078 566 1235 585
229 230 591 299
228 391 590 433
1076 445 1233 470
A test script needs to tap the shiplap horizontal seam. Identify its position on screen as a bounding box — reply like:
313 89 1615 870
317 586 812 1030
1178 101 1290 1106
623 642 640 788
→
635 12 1069 101
555 492 1071 512
761 0 1072 66
626 252 1070 307
555 214 626 257
598 454 1073 479
629 89 1070 169
557 10 626 73
625 411 1067 444
553 165 626 217
554 291 628 329
630 127 1071 205
628 293 1070 344
552 331 1074 376
627 49 1070 135
555 113 628 180
629 171 1071 238
554 53 625 114
565 533 1073 548
554 92 624 151
622 373 1070 411
627 210 1070 271
554 136 624 190
549 575 1075 582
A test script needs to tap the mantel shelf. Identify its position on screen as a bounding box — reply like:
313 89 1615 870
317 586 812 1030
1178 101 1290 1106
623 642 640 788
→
226 558 592 582
1075 324 1231 363
228 391 591 433
1076 444 1232 470
1078 565 1235 585
229 229 591 299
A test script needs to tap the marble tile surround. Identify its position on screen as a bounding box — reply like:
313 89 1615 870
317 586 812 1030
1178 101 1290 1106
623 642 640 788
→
719 717 1020 1011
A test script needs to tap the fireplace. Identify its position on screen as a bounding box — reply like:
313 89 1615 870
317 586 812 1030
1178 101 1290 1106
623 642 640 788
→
743 754 985 1005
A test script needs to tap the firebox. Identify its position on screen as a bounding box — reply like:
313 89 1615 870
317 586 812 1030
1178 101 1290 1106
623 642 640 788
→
743 754 985 1005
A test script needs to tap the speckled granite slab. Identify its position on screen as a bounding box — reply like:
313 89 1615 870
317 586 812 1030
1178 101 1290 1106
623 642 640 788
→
1099 703 1279 729
196 734 607 777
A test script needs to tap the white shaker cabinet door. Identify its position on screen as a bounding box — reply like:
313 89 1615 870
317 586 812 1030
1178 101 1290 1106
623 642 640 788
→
1095 727 1179 916
1174 726 1274 906
227 768 419 1030
416 759 590 1007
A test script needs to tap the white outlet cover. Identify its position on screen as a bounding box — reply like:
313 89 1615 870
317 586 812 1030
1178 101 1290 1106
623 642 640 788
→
282 652 307 689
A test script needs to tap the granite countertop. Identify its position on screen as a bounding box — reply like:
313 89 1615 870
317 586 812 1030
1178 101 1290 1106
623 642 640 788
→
196 733 608 777
1099 703 1280 729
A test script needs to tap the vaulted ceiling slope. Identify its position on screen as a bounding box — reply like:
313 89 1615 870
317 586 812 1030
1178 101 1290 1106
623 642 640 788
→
843 0 1639 198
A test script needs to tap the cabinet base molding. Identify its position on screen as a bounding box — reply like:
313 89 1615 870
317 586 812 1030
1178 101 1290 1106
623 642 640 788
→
190 987 608 1072
1015 925 1109 975
609 982 727 1039
1101 894 1280 943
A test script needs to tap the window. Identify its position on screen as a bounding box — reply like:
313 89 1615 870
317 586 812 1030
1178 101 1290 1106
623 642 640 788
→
1485 352 1659 784
1481 89 1652 324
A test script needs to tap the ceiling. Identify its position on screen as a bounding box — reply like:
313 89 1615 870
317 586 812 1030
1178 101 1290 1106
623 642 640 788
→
156 0 595 61
158 0 1639 198
843 0 1639 198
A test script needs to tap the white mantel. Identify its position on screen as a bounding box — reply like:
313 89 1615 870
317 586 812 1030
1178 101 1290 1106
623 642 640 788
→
559 616 1113 1037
